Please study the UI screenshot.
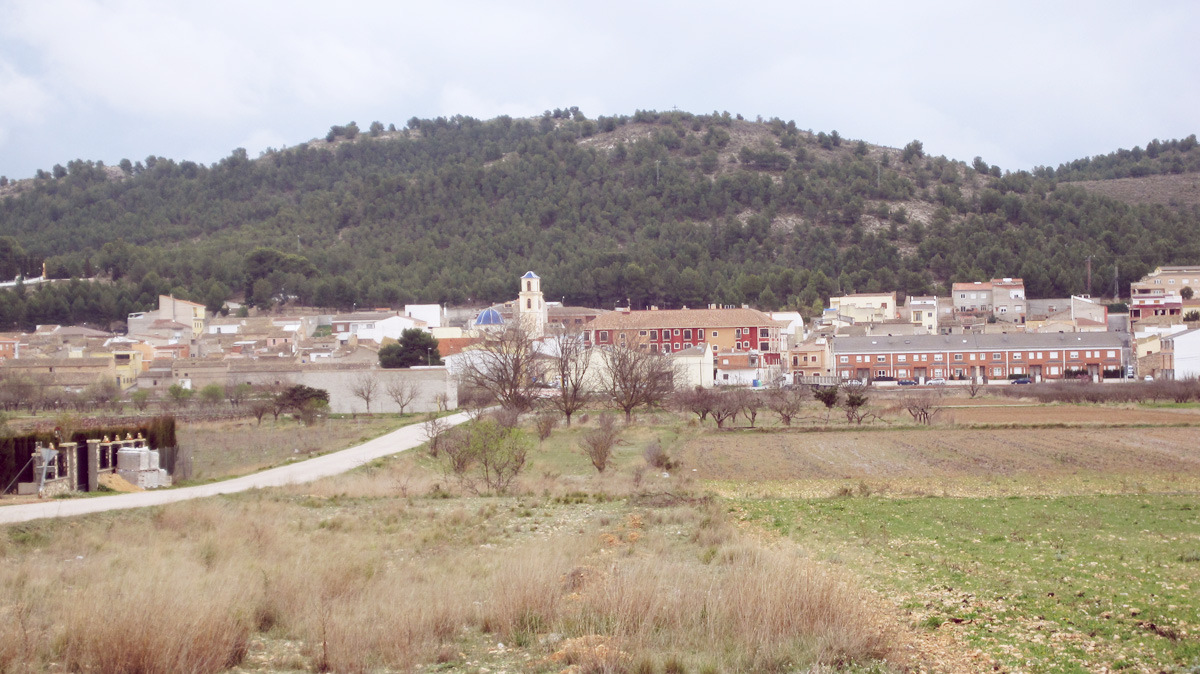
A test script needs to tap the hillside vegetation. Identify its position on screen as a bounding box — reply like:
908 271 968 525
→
0 110 1198 329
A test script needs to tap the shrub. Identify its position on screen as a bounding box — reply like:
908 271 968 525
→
643 440 676 470
580 415 621 473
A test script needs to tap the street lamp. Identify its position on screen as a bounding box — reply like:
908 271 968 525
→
426 347 431 366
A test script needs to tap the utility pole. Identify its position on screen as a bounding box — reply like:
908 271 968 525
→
1085 255 1094 296
1113 263 1119 301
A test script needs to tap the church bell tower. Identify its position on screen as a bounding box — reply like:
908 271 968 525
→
517 271 548 338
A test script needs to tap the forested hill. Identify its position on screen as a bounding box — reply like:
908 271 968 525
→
0 109 1198 330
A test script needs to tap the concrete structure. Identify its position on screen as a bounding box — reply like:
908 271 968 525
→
128 295 206 339
714 351 783 387
405 304 444 329
828 292 899 324
671 345 715 389
1129 266 1200 325
952 281 993 314
330 311 424 344
990 278 1027 323
905 296 940 333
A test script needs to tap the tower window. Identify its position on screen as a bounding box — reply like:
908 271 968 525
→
527 299 532 309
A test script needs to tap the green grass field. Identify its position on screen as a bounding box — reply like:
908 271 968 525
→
737 493 1200 673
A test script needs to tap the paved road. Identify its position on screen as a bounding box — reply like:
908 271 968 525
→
0 411 471 525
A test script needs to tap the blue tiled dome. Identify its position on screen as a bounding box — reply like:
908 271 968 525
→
475 307 504 326
521 271 539 279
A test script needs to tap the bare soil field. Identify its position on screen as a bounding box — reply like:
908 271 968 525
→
936 402 1200 425
680 426 1200 497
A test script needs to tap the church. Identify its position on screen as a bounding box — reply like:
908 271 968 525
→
472 272 607 338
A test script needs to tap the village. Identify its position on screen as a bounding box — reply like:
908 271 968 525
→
0 264 1197 416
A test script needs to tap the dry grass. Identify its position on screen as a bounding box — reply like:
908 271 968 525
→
177 414 416 480
0 454 899 673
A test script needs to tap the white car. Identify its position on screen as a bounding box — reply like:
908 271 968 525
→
926 378 947 385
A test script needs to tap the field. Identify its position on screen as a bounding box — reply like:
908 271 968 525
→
178 414 423 480
2 396 1199 673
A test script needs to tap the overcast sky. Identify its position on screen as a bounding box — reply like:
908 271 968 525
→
1 0 1196 180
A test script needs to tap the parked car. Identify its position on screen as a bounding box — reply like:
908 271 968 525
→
926 377 947 385
1144 375 1154 382
1012 378 1033 385
898 379 917 386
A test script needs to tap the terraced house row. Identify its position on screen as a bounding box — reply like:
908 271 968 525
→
831 332 1126 382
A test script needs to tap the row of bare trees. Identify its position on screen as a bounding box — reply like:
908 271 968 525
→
346 374 420 415
459 324 676 424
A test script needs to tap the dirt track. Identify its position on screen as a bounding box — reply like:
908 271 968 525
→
0 411 471 524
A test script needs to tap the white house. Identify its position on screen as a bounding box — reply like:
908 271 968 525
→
331 311 425 344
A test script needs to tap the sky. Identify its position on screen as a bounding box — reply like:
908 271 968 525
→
0 0 1197 180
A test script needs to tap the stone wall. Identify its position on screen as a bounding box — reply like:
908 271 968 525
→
295 367 457 414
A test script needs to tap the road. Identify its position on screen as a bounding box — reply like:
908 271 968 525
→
0 410 472 525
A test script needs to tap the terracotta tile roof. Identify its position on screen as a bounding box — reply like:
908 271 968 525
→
436 336 483 357
587 308 784 331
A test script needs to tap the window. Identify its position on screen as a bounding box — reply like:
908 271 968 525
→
921 354 928 361
792 356 799 366
897 355 907 362
662 344 671 354
722 373 729 380
898 369 907 377
1049 351 1058 358
759 342 769 350
683 329 692 340
1069 351 1079 359
650 344 658 352
934 369 943 376
712 331 718 338
934 354 944 362
1169 279 1176 284
1013 353 1022 360
735 328 742 338
855 355 862 362
876 355 886 363
526 299 532 309
650 330 658 340
839 356 849 363
954 354 963 361
674 343 681 350
741 341 750 349
598 331 608 342
876 369 887 376
639 330 647 336
993 367 1002 376
993 353 1002 361
760 328 769 337
673 329 681 336
969 354 976 361
1107 350 1116 358
1050 366 1060 375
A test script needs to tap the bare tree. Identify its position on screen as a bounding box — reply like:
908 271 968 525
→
901 388 944 425
737 389 764 427
579 415 621 473
672 387 715 423
965 376 984 398
765 387 808 426
599 339 677 423
422 413 449 457
710 391 742 429
545 327 593 425
460 324 542 412
385 378 419 414
350 373 380 414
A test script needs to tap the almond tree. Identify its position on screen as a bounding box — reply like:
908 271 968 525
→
461 324 542 412
385 379 419 414
599 339 677 423
545 327 592 426
349 373 380 414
